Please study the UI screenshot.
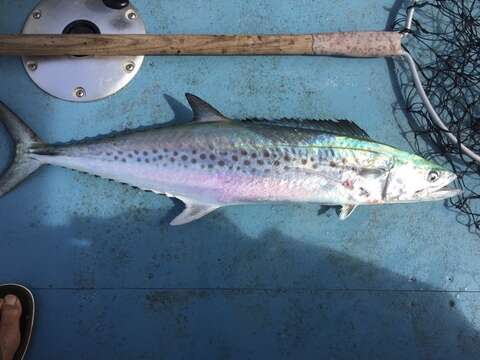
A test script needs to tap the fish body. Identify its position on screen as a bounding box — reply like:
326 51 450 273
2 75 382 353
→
0 94 460 225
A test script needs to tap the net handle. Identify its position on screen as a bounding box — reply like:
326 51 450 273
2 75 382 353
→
0 32 404 57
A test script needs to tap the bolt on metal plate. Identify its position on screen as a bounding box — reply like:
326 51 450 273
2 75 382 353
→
22 0 146 102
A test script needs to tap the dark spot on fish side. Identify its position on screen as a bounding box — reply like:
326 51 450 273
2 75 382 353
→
153 149 158 154
360 187 370 197
114 156 118 160
251 153 257 159
137 158 141 162
163 149 168 153
220 152 228 156
145 159 150 163
200 154 207 160
106 152 112 156
122 159 126 163
143 151 148 156
284 155 291 161
312 164 318 169
284 166 290 171
209 154 216 160
232 155 239 161
128 154 133 158
118 151 123 155
273 160 280 166
330 161 337 167
263 150 270 158
191 159 197 164
134 150 139 155
257 160 264 165
218 160 225 166
173 151 178 156
310 157 315 162
181 155 188 161
449 300 455 308
302 159 307 165
170 158 175 162
192 150 197 155
244 160 251 166
237 166 241 171
158 155 163 160
208 164 213 169
251 168 257 173
342 158 347 164
241 149 248 156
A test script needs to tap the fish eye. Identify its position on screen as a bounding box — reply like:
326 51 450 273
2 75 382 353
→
427 170 440 183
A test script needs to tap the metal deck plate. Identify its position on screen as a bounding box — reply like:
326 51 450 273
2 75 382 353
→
22 0 146 102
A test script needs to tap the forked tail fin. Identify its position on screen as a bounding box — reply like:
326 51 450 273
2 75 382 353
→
0 102 44 197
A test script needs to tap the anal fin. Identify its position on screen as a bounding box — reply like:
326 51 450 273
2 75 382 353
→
338 205 358 220
171 198 220 226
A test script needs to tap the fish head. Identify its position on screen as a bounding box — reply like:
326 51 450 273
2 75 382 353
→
383 156 461 203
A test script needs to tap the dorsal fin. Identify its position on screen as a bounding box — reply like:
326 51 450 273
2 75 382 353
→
242 118 371 140
185 93 229 123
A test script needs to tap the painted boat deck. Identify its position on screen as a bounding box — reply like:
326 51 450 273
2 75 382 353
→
1 0 479 359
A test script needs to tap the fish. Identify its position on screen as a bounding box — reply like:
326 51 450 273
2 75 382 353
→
0 94 461 225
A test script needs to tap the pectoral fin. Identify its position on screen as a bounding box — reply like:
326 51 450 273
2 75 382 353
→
171 198 220 226
338 205 358 220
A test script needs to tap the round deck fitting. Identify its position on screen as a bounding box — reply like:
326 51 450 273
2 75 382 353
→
22 0 146 102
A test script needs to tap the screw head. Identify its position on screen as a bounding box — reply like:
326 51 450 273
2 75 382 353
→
127 11 137 20
27 62 38 71
75 87 86 98
32 10 42 19
125 62 135 72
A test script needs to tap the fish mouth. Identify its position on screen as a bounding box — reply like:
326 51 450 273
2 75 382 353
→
415 186 462 201
413 171 462 201
428 187 462 200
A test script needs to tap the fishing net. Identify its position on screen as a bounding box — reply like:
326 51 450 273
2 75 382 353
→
393 0 480 234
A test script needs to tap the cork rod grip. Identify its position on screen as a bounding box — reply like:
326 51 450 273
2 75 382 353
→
313 31 404 57
0 32 403 57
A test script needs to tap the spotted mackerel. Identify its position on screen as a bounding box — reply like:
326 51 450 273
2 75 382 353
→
0 94 460 225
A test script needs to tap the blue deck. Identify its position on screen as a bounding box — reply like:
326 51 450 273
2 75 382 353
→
1 0 479 359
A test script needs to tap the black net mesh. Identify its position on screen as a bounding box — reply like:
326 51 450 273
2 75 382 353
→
393 0 480 234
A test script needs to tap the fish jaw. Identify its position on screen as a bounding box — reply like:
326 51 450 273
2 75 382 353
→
407 187 462 203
